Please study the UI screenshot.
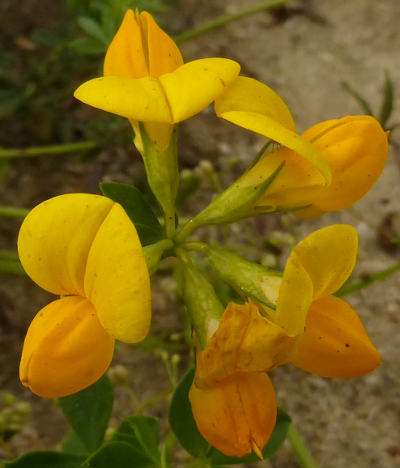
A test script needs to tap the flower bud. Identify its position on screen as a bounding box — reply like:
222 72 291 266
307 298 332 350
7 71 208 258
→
189 371 276 458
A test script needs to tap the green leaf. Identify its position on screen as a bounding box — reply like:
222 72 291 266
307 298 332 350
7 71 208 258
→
100 182 162 246
169 369 209 458
379 70 394 128
70 38 105 55
112 415 161 466
62 431 90 456
169 369 291 464
5 451 85 468
59 376 113 452
84 441 155 468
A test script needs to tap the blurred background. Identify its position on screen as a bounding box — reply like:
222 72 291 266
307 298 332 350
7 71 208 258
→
0 0 399 466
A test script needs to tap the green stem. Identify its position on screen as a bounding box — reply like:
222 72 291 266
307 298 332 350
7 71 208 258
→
174 0 295 43
287 423 318 468
0 205 30 219
174 218 200 243
174 246 193 266
0 250 20 261
164 206 176 238
182 241 209 253
0 141 99 159
336 261 400 297
135 387 173 415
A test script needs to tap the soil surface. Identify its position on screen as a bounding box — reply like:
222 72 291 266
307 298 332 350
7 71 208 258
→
1 1 399 467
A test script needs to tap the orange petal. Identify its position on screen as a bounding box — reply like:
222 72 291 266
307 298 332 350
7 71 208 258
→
104 10 148 78
290 295 381 378
189 372 276 458
20 296 115 398
195 302 293 388
142 11 183 77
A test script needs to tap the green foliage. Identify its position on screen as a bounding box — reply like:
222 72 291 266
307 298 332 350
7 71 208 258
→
100 182 162 245
59 376 113 453
4 452 85 468
169 369 291 465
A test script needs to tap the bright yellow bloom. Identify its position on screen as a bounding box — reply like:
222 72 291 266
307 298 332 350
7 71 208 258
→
196 225 380 385
74 10 240 149
242 116 389 217
18 194 151 398
190 225 380 456
189 371 276 458
215 77 388 217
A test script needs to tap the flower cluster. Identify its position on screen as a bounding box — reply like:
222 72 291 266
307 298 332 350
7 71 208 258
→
18 9 388 461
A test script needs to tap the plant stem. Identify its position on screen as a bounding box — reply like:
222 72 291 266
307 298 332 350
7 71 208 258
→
135 387 173 415
164 206 176 238
174 218 200 243
336 261 400 297
0 141 99 159
174 0 295 43
0 205 30 219
182 241 209 253
287 423 318 468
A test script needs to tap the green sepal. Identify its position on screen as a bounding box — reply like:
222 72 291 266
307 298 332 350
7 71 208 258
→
193 162 284 225
58 376 113 453
169 369 291 465
207 245 281 308
4 451 85 468
139 123 179 236
100 182 162 246
182 264 225 348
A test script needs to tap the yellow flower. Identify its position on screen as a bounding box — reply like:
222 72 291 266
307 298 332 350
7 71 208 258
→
196 225 380 385
215 76 388 217
243 116 389 217
18 194 151 398
189 371 276 459
190 225 380 457
74 10 240 149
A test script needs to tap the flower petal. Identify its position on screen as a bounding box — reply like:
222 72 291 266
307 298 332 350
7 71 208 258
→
84 202 151 343
274 254 313 336
159 58 241 123
18 194 114 296
104 10 148 78
20 296 114 398
290 295 381 378
218 110 331 183
143 11 183 77
190 372 276 458
292 224 358 299
74 76 172 122
215 76 296 131
195 303 294 388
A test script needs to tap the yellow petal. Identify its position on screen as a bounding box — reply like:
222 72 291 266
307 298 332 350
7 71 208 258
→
74 76 172 122
143 11 183 77
274 254 313 336
84 202 151 343
218 110 331 183
18 194 114 296
292 224 358 299
104 10 183 79
290 295 381 378
104 10 148 78
159 58 241 123
20 296 115 398
301 115 389 212
190 371 276 458
215 76 296 131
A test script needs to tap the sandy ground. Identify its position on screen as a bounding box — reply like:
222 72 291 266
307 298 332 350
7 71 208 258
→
1 0 399 467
